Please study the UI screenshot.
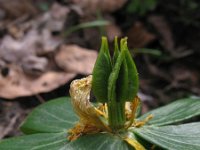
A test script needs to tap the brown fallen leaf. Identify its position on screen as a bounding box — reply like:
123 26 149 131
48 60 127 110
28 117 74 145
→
55 45 98 75
126 22 156 48
0 65 76 99
0 28 63 76
0 29 62 63
0 2 68 61
72 0 127 15
0 0 37 19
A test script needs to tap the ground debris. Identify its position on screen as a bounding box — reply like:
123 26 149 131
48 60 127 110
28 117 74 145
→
126 22 156 48
55 45 97 75
0 64 76 99
72 0 127 15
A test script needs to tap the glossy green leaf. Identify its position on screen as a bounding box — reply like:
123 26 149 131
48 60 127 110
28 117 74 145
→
134 122 200 150
21 97 78 134
137 97 200 126
92 37 112 103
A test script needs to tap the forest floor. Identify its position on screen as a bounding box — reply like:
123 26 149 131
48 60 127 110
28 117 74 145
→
0 0 200 139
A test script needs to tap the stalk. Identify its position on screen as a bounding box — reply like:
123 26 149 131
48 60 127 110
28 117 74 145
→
108 100 126 131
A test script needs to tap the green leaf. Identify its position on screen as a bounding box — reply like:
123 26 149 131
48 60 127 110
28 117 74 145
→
137 97 200 126
0 97 133 150
113 37 120 64
0 133 67 150
115 38 129 103
107 50 127 129
116 58 128 102
108 50 125 102
64 20 110 36
133 48 162 56
66 133 132 150
134 122 200 150
92 37 112 103
21 97 78 134
0 133 133 150
109 38 138 103
123 42 139 101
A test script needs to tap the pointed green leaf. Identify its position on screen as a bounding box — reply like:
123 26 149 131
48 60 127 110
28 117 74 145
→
113 36 120 64
116 58 128 102
116 39 129 102
21 97 78 134
107 50 127 128
134 122 200 150
137 97 200 126
123 41 139 101
120 38 127 51
108 50 125 102
92 37 112 103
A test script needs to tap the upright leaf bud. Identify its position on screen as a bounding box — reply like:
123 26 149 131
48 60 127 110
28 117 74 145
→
92 37 112 103
92 37 139 131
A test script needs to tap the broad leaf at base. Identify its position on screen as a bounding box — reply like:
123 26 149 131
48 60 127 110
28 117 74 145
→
1 97 200 150
138 97 200 126
0 133 67 150
0 97 133 150
0 132 133 150
134 122 200 150
21 97 78 134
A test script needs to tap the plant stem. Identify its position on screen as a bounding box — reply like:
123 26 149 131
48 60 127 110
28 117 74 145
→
108 100 126 132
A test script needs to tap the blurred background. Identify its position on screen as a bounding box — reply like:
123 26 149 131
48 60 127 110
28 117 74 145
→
0 0 200 139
